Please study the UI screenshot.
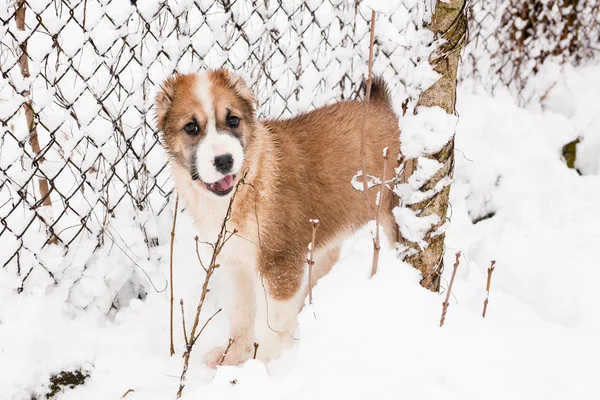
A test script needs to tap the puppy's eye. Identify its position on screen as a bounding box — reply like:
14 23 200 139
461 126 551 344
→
227 116 240 128
184 123 198 134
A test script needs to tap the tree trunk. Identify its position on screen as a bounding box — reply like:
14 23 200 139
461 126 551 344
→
401 0 468 292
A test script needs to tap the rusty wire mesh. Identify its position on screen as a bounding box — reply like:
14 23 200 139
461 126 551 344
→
0 0 433 291
464 0 600 103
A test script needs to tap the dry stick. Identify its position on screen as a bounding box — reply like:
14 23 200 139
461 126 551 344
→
169 195 179 356
82 0 88 31
371 148 389 278
482 260 496 318
358 9 377 208
440 251 461 327
176 176 245 399
15 0 57 244
307 219 320 304
192 308 222 343
218 338 235 366
194 236 208 272
120 389 135 399
180 299 188 349
253 342 259 360
401 98 409 116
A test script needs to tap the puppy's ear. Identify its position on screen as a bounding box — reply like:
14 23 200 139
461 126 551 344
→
215 68 255 111
155 75 178 130
229 72 255 108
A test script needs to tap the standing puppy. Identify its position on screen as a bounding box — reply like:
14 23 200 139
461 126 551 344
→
155 68 400 367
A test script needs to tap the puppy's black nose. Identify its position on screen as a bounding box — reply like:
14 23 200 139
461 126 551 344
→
214 154 234 174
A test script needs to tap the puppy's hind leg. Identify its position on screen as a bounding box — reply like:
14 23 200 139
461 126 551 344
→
381 211 399 250
311 245 341 285
254 252 306 363
382 184 400 249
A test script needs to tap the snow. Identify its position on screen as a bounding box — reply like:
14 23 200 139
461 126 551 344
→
3 63 599 397
401 106 459 158
1 1 600 399
395 207 440 247
361 0 402 15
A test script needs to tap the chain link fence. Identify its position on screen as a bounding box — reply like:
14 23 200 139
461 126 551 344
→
1 0 598 291
0 0 433 291
464 0 600 103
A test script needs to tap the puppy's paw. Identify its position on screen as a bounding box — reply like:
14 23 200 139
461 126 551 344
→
204 340 253 369
255 332 294 363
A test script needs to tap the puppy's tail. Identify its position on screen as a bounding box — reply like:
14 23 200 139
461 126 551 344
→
361 76 392 106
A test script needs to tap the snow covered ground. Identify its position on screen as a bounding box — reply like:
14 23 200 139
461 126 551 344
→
2 57 599 399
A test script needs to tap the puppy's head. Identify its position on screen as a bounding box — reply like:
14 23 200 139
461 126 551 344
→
155 68 255 197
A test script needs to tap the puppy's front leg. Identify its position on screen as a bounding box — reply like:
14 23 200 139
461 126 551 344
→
204 262 257 368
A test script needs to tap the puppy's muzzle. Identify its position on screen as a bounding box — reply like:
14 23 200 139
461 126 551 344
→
214 153 234 174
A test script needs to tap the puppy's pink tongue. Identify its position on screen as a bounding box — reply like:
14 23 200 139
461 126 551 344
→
215 175 234 191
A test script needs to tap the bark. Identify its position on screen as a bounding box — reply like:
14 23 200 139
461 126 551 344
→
401 0 467 292
15 0 57 244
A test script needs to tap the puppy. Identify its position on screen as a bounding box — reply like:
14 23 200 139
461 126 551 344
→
155 68 400 367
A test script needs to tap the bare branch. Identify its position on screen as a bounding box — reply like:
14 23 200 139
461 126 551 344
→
169 194 179 356
192 308 222 344
358 10 377 209
440 251 461 327
180 299 188 349
218 338 235 366
222 228 239 247
194 236 208 272
176 172 247 399
371 148 389 278
482 260 496 318
253 342 259 360
307 219 320 304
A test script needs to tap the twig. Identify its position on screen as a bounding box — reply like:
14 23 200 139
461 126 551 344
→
253 342 259 360
540 81 557 105
371 148 389 278
180 299 188 348
194 236 207 272
176 174 246 399
358 10 377 208
192 308 222 343
169 194 179 356
82 0 88 31
218 338 235 366
307 219 320 304
440 251 461 327
401 98 409 116
120 389 135 399
482 260 496 318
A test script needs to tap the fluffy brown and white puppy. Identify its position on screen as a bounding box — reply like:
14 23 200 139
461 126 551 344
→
155 68 400 367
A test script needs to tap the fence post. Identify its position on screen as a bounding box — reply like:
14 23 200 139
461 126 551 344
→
15 0 57 244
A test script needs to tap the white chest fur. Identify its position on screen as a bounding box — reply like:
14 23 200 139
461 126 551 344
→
171 164 258 270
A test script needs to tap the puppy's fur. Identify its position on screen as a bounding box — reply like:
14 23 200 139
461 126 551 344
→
156 68 400 367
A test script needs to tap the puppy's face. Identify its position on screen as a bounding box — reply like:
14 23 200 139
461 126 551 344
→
155 69 255 197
